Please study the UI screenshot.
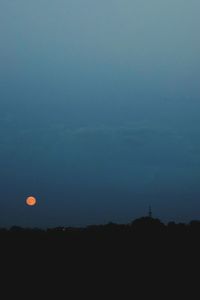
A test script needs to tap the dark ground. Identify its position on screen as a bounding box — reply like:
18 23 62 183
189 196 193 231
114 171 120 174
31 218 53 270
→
1 217 199 297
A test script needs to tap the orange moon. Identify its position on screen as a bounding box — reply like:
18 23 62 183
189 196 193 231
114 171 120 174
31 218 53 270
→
26 196 37 206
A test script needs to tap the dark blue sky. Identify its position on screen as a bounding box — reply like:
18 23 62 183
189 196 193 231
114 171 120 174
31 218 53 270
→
0 1 200 227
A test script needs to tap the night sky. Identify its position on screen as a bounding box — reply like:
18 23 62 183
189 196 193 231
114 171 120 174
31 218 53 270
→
1 0 200 228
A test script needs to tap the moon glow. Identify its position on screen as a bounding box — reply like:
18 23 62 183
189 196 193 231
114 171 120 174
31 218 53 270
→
26 196 37 206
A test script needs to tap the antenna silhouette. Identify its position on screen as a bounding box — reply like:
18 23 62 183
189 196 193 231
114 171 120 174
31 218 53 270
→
148 205 152 218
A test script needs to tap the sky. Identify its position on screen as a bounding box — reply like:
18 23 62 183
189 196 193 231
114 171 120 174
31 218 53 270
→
0 0 200 228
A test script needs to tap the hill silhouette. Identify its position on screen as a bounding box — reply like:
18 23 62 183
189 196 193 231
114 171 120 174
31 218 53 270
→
1 216 200 246
1 215 199 297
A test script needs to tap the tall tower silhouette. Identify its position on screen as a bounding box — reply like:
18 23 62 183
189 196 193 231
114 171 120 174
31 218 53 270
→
148 205 152 218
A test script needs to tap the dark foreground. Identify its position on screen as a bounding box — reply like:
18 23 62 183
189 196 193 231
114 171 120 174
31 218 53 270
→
1 217 199 296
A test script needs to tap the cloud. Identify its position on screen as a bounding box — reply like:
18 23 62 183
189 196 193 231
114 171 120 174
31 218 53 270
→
1 115 200 170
